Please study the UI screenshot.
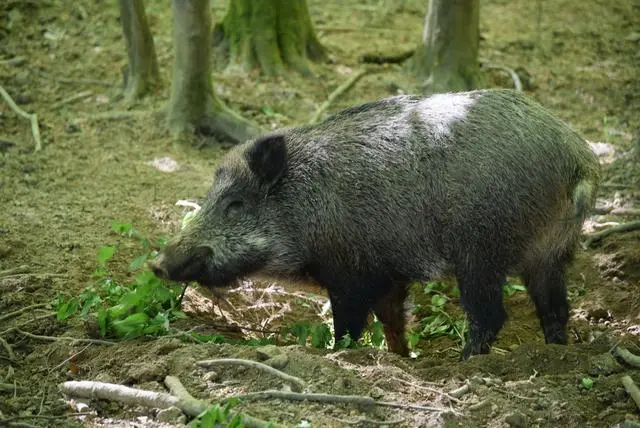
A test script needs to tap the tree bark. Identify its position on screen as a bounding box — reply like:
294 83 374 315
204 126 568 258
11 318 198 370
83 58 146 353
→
409 0 484 93
213 0 327 76
119 0 159 103
167 0 259 144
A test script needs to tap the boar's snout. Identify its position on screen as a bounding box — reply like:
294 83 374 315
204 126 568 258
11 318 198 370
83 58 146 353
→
149 245 213 283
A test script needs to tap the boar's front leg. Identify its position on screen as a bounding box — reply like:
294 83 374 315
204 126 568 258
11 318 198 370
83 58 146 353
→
456 258 508 360
327 287 371 349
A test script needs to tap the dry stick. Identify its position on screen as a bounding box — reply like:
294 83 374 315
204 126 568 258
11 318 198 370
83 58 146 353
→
614 346 640 368
309 68 373 125
0 265 30 277
391 376 462 403
164 376 279 428
449 383 472 398
621 375 640 410
74 110 152 123
582 220 640 249
16 330 115 346
228 390 455 413
50 91 93 110
0 85 42 152
331 415 406 426
0 313 56 336
59 379 282 428
0 336 16 360
197 358 306 392
0 303 50 323
482 64 523 91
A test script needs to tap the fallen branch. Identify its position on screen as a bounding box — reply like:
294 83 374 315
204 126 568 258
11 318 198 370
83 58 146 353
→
0 265 30 278
0 336 16 360
228 390 455 413
51 91 93 111
59 378 282 428
482 64 523 91
330 415 405 426
0 85 42 152
16 330 115 346
582 220 640 248
309 68 372 125
361 49 415 65
613 346 640 369
621 375 640 410
0 303 50 322
449 383 471 398
197 358 306 392
391 376 461 403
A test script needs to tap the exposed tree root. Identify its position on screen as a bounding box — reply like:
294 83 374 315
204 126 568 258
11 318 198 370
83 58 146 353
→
197 358 306 392
0 85 42 152
330 415 406 425
50 91 93 111
482 63 523 91
621 375 640 410
309 68 373 125
0 303 50 322
59 378 282 428
614 347 640 369
0 313 55 337
0 265 30 278
449 382 472 398
15 330 115 346
391 376 462 403
582 220 640 248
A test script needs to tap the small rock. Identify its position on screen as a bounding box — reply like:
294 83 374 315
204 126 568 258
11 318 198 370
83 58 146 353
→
264 354 289 370
147 157 180 173
156 406 184 423
505 411 528 427
203 371 219 382
256 344 283 361
588 352 623 376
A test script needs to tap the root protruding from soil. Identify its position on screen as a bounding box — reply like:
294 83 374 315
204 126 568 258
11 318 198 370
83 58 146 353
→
582 220 640 248
197 358 307 392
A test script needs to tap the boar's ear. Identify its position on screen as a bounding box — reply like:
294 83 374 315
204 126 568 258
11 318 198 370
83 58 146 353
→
246 134 288 187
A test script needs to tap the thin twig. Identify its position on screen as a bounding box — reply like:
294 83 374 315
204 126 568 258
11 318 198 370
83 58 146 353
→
483 64 523 91
582 220 640 248
53 77 118 87
391 376 461 403
197 358 306 392
613 346 640 368
330 415 406 426
16 330 115 346
0 303 49 322
0 265 30 278
51 91 93 110
621 375 640 410
309 68 373 125
228 390 455 413
0 336 16 360
0 85 42 151
0 313 56 336
51 343 93 371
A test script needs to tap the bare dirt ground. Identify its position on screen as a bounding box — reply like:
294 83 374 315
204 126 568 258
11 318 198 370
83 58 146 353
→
1 0 640 427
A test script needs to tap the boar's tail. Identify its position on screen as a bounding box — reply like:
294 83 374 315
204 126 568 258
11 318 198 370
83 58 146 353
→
572 179 597 221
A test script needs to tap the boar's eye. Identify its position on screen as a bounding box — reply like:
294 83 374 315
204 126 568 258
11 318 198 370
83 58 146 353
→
223 199 245 217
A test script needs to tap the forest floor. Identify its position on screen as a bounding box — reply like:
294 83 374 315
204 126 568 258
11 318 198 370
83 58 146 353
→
1 0 640 427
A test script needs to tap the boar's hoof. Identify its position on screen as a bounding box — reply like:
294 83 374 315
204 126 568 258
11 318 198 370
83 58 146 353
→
460 341 492 361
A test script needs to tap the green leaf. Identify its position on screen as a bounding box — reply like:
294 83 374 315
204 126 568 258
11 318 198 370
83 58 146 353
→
369 320 386 348
111 312 150 338
56 298 78 321
97 246 116 266
310 323 332 348
129 253 149 271
97 309 108 337
111 221 133 235
431 294 447 308
80 293 102 317
581 377 594 389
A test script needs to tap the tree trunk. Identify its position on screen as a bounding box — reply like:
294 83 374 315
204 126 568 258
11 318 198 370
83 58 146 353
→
213 0 327 76
167 0 259 144
410 0 484 93
119 0 159 103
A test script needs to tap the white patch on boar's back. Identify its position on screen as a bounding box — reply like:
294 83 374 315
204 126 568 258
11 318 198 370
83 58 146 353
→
413 92 477 139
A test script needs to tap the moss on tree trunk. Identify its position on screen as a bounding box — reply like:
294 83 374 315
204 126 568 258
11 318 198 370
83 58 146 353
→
213 0 327 76
167 0 259 144
409 0 484 93
119 0 159 103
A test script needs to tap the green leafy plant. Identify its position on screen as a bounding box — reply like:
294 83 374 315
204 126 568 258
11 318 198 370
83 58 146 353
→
189 399 245 428
53 221 184 339
502 281 526 297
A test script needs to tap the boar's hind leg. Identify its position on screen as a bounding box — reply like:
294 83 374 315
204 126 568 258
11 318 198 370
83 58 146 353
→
456 260 508 360
373 284 409 357
521 252 572 346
